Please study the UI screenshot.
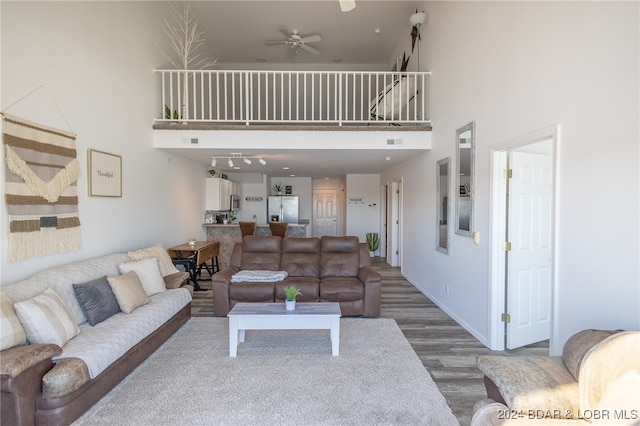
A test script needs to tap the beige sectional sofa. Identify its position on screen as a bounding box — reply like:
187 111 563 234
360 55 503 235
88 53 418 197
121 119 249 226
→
212 235 382 317
1 247 192 425
471 329 640 425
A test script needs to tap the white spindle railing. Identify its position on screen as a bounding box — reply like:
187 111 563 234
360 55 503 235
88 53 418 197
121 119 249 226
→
155 70 431 125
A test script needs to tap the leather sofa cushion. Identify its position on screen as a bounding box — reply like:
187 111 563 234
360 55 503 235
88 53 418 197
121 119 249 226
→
276 277 320 302
240 236 282 270
320 236 360 278
229 282 275 302
320 277 364 302
281 238 320 277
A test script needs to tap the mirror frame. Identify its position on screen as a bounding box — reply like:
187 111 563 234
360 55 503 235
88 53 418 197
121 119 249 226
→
455 121 475 237
436 157 451 254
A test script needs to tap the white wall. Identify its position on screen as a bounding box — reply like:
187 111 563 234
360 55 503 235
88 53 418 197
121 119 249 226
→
345 174 381 244
1 2 207 284
383 1 639 353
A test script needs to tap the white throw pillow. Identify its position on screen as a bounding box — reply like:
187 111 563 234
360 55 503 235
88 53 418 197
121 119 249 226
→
118 258 166 296
1 292 27 350
107 271 150 314
128 243 180 277
14 288 80 347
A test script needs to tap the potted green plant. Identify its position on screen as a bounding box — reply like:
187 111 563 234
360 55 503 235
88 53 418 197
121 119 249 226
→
272 183 284 195
283 284 302 311
208 168 216 177
366 232 380 257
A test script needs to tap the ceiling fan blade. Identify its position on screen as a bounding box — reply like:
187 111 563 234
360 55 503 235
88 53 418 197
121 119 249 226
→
265 40 288 46
278 28 293 38
300 34 322 44
299 44 321 56
339 0 356 12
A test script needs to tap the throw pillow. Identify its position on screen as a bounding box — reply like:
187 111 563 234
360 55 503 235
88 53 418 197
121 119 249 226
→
118 258 166 296
128 243 180 277
73 276 121 326
14 288 80 347
1 292 27 350
107 271 150 314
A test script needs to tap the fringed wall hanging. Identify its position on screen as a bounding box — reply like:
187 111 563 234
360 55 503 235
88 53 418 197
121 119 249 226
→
2 113 81 262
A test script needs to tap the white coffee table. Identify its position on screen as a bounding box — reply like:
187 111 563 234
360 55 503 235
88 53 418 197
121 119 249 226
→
227 302 342 357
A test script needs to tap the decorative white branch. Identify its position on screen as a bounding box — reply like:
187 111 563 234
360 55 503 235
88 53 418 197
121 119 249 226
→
157 1 218 120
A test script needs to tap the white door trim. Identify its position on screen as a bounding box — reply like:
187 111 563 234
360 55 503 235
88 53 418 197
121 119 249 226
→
488 124 561 352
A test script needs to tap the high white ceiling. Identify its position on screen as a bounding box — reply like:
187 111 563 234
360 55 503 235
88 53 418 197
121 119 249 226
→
187 1 422 66
157 1 428 177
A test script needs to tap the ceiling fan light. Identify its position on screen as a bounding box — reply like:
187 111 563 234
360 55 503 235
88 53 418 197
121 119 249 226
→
339 0 356 12
410 12 426 27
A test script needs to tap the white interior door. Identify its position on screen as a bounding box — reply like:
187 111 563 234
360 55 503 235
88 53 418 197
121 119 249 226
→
387 181 399 266
506 150 553 349
312 189 337 237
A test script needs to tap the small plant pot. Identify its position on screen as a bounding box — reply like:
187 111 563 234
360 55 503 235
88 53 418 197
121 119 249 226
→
369 251 375 257
285 300 296 311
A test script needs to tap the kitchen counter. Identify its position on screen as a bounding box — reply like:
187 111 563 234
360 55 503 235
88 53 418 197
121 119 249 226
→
203 223 309 268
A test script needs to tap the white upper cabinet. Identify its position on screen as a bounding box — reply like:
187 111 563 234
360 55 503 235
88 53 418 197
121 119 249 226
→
206 178 232 211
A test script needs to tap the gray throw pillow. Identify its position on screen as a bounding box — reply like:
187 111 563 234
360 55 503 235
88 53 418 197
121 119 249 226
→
73 276 121 326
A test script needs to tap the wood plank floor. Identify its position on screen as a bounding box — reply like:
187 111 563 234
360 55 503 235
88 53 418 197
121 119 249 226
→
191 259 548 426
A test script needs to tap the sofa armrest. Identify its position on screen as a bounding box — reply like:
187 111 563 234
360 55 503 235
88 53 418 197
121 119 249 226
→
1 344 62 425
1 344 61 378
164 271 190 289
358 266 381 317
211 266 240 317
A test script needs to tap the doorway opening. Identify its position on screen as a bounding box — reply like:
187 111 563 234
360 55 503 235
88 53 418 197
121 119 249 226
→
489 125 559 352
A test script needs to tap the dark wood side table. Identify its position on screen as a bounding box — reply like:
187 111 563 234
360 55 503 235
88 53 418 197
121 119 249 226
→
168 241 220 291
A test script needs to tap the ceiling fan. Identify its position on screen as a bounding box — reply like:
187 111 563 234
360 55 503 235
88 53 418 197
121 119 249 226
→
265 29 322 56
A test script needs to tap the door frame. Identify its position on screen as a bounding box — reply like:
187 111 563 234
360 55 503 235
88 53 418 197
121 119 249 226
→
488 124 560 352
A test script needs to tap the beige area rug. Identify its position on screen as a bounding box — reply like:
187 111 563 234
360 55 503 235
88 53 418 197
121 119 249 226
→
74 317 459 426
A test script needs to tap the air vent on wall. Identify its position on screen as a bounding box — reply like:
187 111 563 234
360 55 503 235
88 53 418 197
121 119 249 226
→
387 138 403 145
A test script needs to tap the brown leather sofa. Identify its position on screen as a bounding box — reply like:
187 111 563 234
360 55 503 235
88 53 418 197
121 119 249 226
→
212 236 382 316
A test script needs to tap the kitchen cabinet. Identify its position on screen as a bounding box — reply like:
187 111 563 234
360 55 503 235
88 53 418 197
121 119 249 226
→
206 178 232 211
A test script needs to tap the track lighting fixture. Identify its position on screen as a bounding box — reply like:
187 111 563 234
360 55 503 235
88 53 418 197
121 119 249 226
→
210 153 267 169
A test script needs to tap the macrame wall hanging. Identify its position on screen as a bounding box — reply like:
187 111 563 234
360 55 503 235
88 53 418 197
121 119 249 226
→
2 86 82 262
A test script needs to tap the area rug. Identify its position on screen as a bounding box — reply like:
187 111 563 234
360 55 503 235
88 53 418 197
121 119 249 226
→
74 318 459 426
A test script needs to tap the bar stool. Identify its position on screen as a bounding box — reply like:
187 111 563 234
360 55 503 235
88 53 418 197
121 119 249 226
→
239 221 257 237
269 221 288 238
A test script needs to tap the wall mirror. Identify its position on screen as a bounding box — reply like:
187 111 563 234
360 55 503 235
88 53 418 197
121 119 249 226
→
456 122 475 236
436 157 451 254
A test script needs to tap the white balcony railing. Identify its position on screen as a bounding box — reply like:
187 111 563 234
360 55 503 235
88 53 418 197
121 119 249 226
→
155 70 430 125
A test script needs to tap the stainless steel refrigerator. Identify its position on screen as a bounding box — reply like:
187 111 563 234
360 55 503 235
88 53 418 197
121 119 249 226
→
268 196 299 224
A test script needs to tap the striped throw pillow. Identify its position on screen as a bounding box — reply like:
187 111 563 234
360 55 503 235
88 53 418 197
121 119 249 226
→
1 292 27 350
119 258 166 296
14 288 80 347
128 243 180 277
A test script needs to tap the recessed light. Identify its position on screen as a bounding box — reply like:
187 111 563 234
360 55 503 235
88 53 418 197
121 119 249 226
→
282 166 290 170
385 156 392 161
374 28 381 35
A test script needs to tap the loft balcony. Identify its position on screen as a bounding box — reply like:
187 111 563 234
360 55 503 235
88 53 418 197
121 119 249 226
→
153 69 431 128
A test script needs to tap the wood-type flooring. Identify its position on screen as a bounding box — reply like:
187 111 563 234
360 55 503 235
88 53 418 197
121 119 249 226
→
191 258 548 426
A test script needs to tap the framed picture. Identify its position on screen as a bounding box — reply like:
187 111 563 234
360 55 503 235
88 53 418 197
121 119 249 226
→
285 185 292 195
88 149 122 197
